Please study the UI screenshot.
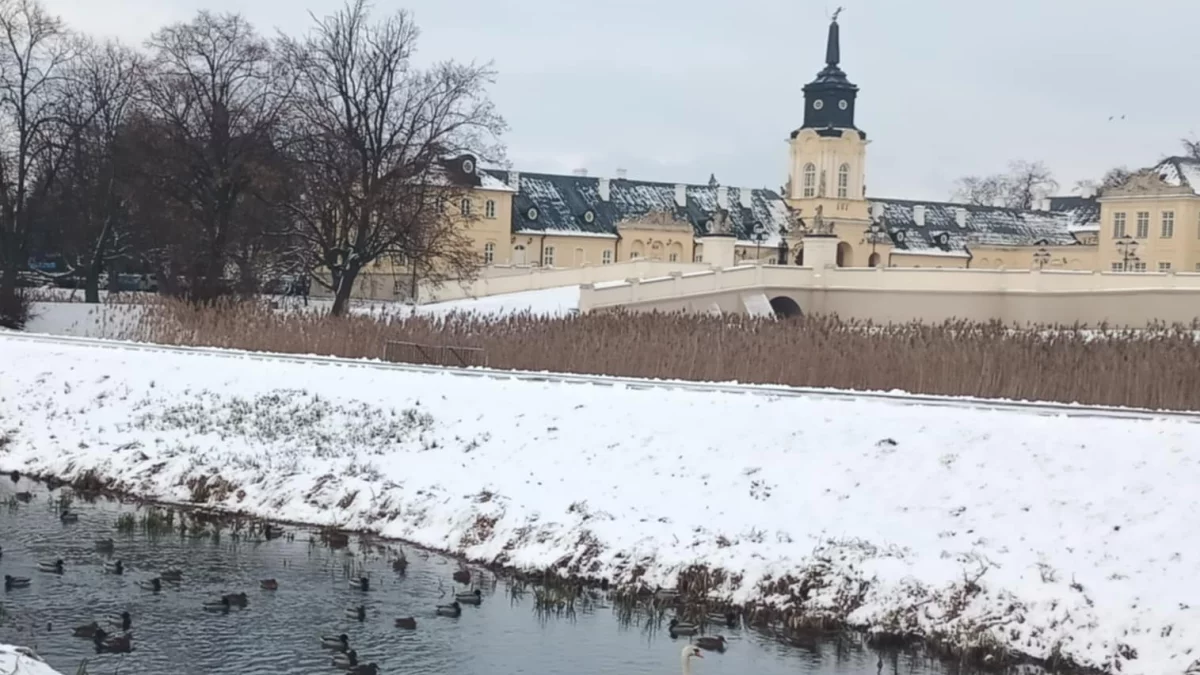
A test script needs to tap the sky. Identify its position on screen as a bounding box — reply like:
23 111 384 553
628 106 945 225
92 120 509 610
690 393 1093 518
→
40 0 1200 201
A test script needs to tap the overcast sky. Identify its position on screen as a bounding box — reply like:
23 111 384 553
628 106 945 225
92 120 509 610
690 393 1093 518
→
42 0 1200 201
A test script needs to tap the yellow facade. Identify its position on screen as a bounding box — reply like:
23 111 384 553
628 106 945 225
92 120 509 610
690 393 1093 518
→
1098 170 1200 273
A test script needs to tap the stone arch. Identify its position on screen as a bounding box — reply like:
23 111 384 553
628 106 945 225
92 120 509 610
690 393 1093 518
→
868 252 881 268
836 241 853 267
769 296 803 318
630 240 645 259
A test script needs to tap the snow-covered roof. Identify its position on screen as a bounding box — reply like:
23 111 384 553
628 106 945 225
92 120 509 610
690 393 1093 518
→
1150 156 1200 194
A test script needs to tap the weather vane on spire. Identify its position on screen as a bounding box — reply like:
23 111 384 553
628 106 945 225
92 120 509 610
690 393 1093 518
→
831 6 844 22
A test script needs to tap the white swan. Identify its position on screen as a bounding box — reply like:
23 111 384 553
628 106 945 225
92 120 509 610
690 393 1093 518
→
681 644 703 674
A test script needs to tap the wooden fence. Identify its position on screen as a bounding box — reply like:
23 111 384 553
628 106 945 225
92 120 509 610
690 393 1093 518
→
383 340 488 368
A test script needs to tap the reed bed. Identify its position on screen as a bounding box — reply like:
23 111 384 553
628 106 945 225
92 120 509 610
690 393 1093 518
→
106 297 1200 411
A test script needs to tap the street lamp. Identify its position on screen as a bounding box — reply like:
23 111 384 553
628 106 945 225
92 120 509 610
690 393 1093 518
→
1032 247 1051 269
862 221 886 266
1115 235 1138 271
752 223 768 261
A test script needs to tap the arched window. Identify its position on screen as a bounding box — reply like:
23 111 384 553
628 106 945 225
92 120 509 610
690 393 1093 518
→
837 164 850 199
802 163 816 198
485 200 496 219
460 198 471 216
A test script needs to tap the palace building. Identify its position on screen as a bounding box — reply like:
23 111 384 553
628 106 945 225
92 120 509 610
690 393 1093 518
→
338 16 1200 303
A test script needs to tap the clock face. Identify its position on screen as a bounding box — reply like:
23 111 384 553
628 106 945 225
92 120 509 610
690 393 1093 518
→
813 99 824 110
838 100 848 110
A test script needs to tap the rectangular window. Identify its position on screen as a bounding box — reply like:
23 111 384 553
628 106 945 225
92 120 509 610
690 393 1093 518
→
1162 211 1174 238
694 254 703 263
1113 212 1126 238
483 242 495 264
485 200 496 219
1133 261 1147 272
601 250 613 265
542 246 555 267
460 198 471 216
1111 262 1124 272
1135 211 1149 238
669 253 678 262
630 251 640 259
1159 262 1172 272
837 170 848 199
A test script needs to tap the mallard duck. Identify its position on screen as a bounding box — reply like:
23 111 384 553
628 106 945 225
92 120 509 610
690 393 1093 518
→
348 576 369 591
73 621 101 638
92 629 133 653
668 619 698 637
94 538 115 553
436 601 461 617
392 557 408 573
331 649 359 669
160 568 182 582
321 633 350 651
104 560 124 575
345 605 366 621
394 616 416 629
222 592 248 607
455 588 482 605
110 611 131 631
14 491 32 503
347 665 379 675
708 610 737 628
138 578 162 592
38 559 64 574
260 579 278 590
695 635 727 652
60 510 79 523
202 597 231 612
452 568 470 584
4 575 30 590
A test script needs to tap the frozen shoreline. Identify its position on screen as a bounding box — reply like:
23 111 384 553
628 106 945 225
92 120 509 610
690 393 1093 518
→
1 339 1198 674
0 645 64 675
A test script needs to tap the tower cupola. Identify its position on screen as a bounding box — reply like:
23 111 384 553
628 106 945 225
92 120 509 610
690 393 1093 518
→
801 10 859 131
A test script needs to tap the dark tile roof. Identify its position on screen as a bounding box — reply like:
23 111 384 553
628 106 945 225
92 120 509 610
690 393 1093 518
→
483 170 793 246
868 197 1098 256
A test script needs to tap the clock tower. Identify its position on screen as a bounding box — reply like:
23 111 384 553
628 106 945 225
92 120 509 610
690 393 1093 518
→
786 11 871 266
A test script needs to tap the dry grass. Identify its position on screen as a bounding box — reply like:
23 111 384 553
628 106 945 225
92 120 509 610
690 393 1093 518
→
110 297 1200 411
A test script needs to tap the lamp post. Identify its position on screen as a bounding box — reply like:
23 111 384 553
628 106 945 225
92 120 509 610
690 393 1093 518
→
1115 236 1138 271
862 221 886 266
752 223 767 262
1032 247 1050 270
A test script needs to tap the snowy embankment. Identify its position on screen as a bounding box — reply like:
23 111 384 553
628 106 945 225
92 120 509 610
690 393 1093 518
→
0 645 64 675
0 339 1197 675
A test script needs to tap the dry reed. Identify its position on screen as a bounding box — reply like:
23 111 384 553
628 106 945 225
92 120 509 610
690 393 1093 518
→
108 298 1200 412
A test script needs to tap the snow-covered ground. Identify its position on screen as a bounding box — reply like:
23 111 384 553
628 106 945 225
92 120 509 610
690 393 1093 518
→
0 645 64 675
0 338 1196 674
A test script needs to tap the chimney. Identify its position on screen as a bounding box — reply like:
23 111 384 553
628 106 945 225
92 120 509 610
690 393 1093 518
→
507 171 521 190
739 187 753 209
674 184 687 207
598 177 611 202
913 205 926 227
955 207 967 228
716 186 729 210
870 202 884 220
616 168 628 179
573 168 588 177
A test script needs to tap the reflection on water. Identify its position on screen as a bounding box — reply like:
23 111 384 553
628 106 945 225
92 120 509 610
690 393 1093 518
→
0 479 940 675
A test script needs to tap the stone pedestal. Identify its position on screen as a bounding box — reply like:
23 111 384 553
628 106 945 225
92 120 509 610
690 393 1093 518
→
801 234 839 269
699 234 736 269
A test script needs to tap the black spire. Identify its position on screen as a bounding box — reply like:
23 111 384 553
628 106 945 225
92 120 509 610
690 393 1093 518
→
798 9 860 134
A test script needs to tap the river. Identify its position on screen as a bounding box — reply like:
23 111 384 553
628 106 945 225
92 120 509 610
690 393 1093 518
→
0 478 950 675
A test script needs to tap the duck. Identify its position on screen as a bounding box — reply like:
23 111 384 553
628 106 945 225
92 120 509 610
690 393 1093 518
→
160 568 183 582
331 649 359 669
202 596 231 612
60 510 79 524
708 610 737 628
346 605 366 621
104 560 124 575
455 588 482 605
14 491 32 503
394 616 417 630
347 665 379 675
9 470 18 482
94 538 115 553
668 619 699 637
138 577 162 592
73 621 101 638
38 559 64 574
222 592 248 607
321 633 350 651
452 568 471 584
694 635 727 652
260 579 278 591
110 611 132 632
348 576 370 591
4 575 30 590
392 556 408 573
436 601 462 617
92 629 133 654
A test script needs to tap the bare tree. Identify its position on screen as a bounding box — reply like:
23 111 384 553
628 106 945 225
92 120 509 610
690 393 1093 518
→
278 0 505 316
137 10 292 301
1075 166 1132 195
0 0 78 323
36 37 143 302
954 160 1058 210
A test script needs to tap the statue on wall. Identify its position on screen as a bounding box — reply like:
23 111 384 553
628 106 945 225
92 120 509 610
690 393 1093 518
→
818 170 827 197
707 207 732 235
809 204 834 235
